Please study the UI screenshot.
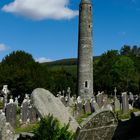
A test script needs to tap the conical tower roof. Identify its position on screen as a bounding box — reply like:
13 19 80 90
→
81 0 91 4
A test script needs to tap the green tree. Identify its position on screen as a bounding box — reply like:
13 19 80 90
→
120 45 131 55
94 50 119 93
111 56 138 92
0 51 43 100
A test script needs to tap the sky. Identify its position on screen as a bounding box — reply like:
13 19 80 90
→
0 0 140 62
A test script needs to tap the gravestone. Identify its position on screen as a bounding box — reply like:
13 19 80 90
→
21 99 29 123
90 97 99 112
74 110 118 140
96 92 104 108
122 92 129 114
83 100 91 114
6 102 17 128
76 102 83 116
0 113 14 140
28 106 37 123
114 98 121 111
31 88 79 131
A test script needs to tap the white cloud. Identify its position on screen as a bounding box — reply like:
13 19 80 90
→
2 0 78 20
35 57 52 63
0 43 8 52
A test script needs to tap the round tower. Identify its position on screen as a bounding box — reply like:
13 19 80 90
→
77 0 93 99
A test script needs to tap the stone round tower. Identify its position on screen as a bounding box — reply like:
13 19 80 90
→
77 0 93 99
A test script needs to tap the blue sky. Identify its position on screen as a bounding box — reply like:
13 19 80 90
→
0 0 140 62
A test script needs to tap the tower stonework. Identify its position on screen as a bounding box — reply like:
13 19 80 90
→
77 0 93 99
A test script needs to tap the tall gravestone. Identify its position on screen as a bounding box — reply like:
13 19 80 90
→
122 92 129 114
21 98 29 123
6 102 17 128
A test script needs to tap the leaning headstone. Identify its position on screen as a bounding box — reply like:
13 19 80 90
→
83 100 91 114
31 88 79 131
122 92 129 114
5 102 17 128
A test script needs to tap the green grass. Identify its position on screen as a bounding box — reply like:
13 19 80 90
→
76 113 92 124
115 108 140 120
0 101 4 109
15 123 39 134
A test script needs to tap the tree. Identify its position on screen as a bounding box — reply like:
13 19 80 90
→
111 56 138 92
0 51 42 100
120 45 131 55
93 50 119 93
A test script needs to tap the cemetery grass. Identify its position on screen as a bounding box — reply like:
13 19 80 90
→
0 100 3 109
115 108 140 120
76 113 92 124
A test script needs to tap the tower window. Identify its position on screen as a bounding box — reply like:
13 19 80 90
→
90 6 91 11
85 81 88 88
80 6 82 11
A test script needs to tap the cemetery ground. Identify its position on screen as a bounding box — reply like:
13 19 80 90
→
1 87 140 140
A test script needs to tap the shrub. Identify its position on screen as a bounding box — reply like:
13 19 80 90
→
33 114 74 140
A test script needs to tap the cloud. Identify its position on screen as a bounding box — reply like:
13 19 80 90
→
35 57 52 63
0 43 8 52
2 0 79 20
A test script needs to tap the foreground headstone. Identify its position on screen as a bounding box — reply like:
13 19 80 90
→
74 110 118 140
0 113 14 140
31 88 79 131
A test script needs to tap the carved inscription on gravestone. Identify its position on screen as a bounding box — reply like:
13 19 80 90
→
74 110 118 140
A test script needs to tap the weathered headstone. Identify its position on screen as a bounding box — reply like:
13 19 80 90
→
114 97 121 111
90 98 99 112
83 101 91 114
31 88 79 131
21 99 29 123
28 106 37 123
76 102 83 116
122 92 129 114
6 102 17 128
74 110 118 140
96 92 104 108
0 113 14 140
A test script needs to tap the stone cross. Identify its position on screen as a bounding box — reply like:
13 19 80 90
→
2 85 10 109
